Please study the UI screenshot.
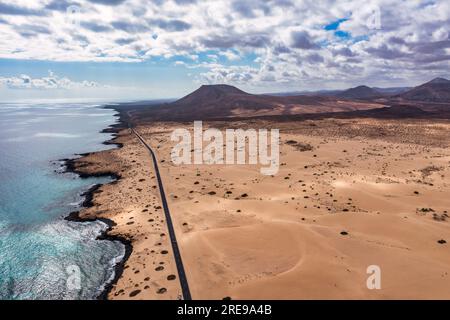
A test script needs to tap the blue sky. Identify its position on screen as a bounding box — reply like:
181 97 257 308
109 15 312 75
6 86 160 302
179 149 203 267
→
0 58 198 99
0 0 448 102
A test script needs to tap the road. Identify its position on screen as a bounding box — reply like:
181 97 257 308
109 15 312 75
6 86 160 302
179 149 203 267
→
130 126 192 300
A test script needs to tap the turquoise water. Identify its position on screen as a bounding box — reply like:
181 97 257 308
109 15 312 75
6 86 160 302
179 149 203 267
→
0 103 125 299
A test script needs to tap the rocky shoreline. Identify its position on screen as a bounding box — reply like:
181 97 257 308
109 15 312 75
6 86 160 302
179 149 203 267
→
62 110 132 300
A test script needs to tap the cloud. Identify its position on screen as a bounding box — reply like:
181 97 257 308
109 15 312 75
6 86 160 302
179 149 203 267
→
219 50 241 61
81 21 114 32
0 0 449 90
86 0 126 5
14 24 52 38
200 33 270 49
148 18 192 32
0 71 102 90
0 3 46 16
231 1 271 18
111 20 149 33
115 37 136 45
365 44 408 60
332 47 355 57
45 0 81 12
290 31 318 50
174 0 197 4
306 53 324 63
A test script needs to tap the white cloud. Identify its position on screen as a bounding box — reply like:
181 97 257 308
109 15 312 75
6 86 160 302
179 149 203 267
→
0 70 102 90
0 0 449 90
219 50 241 61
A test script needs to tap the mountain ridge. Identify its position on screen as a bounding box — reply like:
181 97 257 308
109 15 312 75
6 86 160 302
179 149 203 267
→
397 77 450 102
336 85 380 99
126 84 384 121
118 77 450 122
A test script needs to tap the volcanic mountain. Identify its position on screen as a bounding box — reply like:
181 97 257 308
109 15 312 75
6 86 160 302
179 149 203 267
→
127 84 384 121
336 85 381 99
398 77 450 102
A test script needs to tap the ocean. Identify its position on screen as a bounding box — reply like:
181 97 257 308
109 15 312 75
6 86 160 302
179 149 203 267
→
0 102 125 300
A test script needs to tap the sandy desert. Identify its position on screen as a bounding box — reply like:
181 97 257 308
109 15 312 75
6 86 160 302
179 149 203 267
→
72 117 450 299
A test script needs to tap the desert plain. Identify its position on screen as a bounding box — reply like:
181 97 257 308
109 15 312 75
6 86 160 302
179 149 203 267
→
72 116 450 299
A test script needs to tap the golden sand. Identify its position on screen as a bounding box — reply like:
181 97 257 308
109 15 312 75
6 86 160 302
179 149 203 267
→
74 118 450 299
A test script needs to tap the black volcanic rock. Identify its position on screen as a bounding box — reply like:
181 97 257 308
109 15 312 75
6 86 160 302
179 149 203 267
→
363 105 429 117
398 77 450 102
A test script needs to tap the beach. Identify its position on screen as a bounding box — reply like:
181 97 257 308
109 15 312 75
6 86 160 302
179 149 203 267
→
69 124 182 299
73 114 450 299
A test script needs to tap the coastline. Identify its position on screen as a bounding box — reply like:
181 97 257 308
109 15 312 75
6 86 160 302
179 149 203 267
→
60 102 450 299
61 105 183 300
62 111 132 300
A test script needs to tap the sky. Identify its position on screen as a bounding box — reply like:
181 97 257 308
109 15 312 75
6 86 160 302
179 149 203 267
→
0 0 449 102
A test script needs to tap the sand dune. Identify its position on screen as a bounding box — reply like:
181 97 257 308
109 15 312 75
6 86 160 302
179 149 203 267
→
74 117 450 299
135 118 450 299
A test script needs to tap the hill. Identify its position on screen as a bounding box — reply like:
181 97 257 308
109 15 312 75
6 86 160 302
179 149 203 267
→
398 77 450 102
127 84 384 121
336 85 380 99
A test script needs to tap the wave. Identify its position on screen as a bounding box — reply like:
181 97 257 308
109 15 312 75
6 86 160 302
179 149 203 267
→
34 133 83 139
0 218 124 300
0 103 123 300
